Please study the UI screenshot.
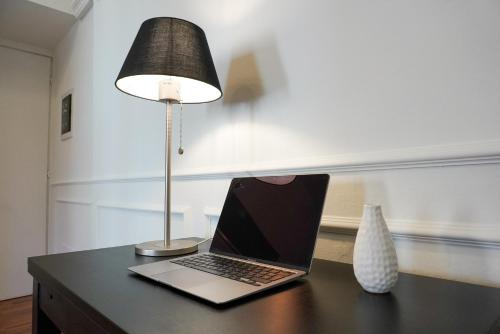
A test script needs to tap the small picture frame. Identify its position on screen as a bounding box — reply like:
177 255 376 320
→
61 92 72 140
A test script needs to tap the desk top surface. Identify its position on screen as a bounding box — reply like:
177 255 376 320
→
29 242 500 334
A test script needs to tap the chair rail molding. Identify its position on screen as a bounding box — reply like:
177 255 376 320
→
49 139 500 186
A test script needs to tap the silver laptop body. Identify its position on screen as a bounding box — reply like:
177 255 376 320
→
129 174 330 304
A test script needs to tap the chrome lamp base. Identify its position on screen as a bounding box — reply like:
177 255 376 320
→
135 239 198 257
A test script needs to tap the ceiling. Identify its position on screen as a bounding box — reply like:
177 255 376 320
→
0 0 76 51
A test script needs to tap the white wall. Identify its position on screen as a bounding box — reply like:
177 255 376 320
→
48 0 500 287
0 46 50 300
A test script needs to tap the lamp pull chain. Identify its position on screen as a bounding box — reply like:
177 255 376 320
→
178 101 184 155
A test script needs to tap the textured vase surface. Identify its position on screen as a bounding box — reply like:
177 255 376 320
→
353 204 398 293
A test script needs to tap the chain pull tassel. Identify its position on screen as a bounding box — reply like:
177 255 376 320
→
178 101 184 155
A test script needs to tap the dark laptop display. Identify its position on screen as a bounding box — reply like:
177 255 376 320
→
210 174 330 271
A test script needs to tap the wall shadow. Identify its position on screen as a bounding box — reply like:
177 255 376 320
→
217 35 289 110
202 35 289 163
223 52 264 106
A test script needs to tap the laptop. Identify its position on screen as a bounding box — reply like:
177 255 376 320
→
129 174 330 304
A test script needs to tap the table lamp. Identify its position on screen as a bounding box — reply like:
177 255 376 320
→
115 17 222 256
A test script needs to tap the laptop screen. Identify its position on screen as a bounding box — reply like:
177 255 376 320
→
210 174 330 271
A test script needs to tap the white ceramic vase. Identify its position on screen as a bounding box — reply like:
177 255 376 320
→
353 204 398 293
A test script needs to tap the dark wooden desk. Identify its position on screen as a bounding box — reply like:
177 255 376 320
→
28 241 500 334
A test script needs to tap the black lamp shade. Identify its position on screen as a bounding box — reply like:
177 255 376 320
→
115 17 222 103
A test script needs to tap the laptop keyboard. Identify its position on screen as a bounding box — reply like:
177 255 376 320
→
171 253 294 286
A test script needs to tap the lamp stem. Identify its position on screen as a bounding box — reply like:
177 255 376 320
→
164 100 173 247
134 98 197 256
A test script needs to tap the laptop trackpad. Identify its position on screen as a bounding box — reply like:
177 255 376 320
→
152 268 223 289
